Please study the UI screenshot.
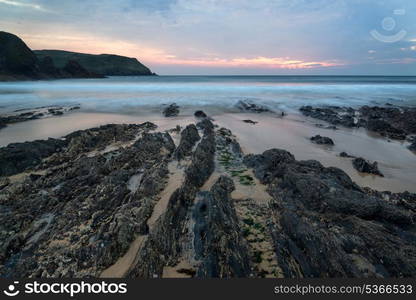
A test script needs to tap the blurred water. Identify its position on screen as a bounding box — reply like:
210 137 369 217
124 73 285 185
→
1 75 416 114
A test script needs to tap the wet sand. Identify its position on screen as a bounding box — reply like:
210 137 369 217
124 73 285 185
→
1 110 415 193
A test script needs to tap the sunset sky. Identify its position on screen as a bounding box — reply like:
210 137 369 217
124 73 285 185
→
1 0 416 75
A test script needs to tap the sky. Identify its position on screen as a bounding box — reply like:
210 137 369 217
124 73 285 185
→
0 0 415 75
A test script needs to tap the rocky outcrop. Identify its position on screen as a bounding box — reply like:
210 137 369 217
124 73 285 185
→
236 100 272 113
174 124 200 160
300 105 416 140
35 50 155 76
1 119 415 278
310 135 334 145
409 141 416 152
352 157 384 177
163 103 180 117
194 110 207 119
0 105 81 132
193 176 251 277
244 149 416 277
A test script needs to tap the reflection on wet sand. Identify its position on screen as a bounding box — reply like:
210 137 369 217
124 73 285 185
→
1 110 415 193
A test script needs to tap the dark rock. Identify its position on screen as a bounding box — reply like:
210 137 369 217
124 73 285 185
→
352 157 384 177
0 138 67 177
340 152 355 158
194 110 207 118
242 120 258 125
409 141 416 152
236 100 272 113
248 148 415 277
175 124 201 160
163 103 180 117
193 176 252 277
310 135 334 145
300 105 416 141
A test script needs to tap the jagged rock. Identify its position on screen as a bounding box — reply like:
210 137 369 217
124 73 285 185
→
193 176 252 277
236 100 272 113
352 157 384 177
408 141 416 152
194 110 207 118
310 135 334 145
0 124 174 277
340 152 354 158
0 138 67 176
163 103 180 117
174 124 201 160
246 149 416 277
300 105 416 140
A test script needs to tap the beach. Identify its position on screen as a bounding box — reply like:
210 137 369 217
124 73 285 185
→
1 76 416 278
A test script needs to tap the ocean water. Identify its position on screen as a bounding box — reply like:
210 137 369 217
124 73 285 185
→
1 75 416 114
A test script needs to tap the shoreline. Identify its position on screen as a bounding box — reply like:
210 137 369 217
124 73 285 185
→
1 108 415 193
1 115 415 278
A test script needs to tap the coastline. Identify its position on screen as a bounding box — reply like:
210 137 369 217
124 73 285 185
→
1 113 415 278
1 108 415 193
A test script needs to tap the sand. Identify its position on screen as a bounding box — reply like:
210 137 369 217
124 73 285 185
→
1 110 415 193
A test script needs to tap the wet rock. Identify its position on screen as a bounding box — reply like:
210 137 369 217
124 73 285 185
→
248 148 415 277
175 124 201 160
193 176 252 277
194 110 207 118
352 157 383 177
0 124 174 277
196 118 215 135
340 152 355 158
0 138 67 176
236 100 272 113
163 103 180 117
242 119 258 125
310 135 334 145
300 105 416 141
408 141 416 152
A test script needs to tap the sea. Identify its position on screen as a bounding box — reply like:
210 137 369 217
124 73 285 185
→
1 76 416 115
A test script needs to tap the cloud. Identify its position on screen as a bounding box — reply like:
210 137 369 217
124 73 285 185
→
1 0 416 74
0 0 49 12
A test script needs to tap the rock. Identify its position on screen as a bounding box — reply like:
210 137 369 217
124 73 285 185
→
340 152 355 158
0 138 67 177
174 124 201 160
242 119 258 125
300 105 416 141
310 135 334 145
163 103 180 117
193 176 252 277
409 141 416 152
194 110 207 118
352 157 384 177
247 148 415 277
236 100 272 113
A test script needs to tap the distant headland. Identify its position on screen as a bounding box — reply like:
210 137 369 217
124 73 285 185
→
0 31 155 81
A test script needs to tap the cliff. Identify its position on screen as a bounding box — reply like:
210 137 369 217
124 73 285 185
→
34 50 154 76
0 31 154 81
